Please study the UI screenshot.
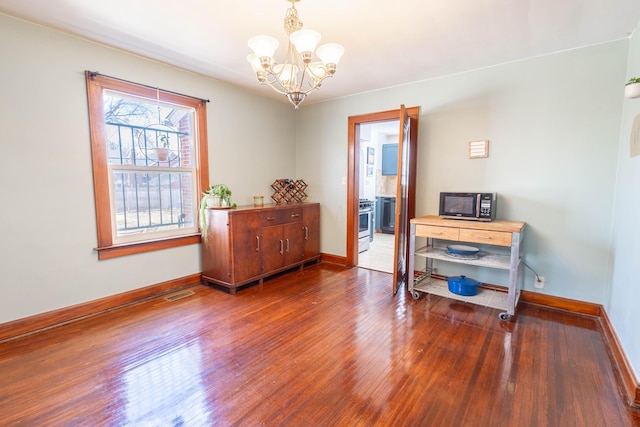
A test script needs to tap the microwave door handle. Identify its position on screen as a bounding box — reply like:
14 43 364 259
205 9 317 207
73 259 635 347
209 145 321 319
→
476 194 481 218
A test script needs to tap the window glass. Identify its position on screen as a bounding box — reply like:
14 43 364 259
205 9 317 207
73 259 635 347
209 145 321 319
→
103 90 197 242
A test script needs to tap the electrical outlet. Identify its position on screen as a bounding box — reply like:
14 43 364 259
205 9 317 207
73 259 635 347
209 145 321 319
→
534 276 545 289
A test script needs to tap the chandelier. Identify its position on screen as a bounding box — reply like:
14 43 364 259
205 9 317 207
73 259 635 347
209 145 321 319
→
246 0 345 108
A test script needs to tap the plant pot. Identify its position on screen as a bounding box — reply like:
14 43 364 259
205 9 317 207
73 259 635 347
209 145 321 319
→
625 83 640 99
206 195 221 208
153 147 169 161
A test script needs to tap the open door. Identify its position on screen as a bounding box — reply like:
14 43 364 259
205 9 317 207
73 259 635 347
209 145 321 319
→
392 106 413 294
347 106 419 293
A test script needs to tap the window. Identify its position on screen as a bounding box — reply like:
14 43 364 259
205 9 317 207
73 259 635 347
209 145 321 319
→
85 72 209 259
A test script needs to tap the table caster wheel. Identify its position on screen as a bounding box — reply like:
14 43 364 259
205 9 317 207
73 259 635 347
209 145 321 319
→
499 312 512 321
411 291 421 300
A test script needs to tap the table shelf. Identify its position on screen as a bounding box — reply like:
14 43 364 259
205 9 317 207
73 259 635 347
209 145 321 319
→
414 245 513 270
413 277 512 312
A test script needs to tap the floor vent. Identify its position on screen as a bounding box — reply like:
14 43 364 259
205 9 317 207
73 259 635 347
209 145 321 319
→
164 290 195 302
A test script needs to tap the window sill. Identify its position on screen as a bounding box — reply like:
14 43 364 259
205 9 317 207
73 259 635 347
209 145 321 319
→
95 234 201 260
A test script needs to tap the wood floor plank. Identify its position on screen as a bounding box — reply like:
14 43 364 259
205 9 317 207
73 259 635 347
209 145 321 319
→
0 263 638 426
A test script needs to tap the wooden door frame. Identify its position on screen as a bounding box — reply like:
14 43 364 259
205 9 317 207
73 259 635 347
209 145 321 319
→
346 107 420 267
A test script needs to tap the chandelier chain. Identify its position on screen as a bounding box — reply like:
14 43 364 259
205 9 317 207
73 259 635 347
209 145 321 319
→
283 2 302 35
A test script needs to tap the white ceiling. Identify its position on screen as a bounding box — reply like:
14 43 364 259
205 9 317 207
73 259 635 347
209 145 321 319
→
2 0 640 106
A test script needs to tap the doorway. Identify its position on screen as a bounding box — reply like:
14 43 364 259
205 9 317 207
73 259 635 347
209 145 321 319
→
356 120 400 273
346 107 420 292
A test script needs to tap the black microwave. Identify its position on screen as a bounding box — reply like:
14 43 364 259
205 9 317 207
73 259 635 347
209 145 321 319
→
439 192 497 221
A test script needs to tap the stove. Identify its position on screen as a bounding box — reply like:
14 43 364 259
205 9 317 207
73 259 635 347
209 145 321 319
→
359 199 375 210
358 199 375 252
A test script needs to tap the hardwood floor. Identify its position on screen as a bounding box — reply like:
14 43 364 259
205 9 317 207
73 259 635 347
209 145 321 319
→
0 263 638 426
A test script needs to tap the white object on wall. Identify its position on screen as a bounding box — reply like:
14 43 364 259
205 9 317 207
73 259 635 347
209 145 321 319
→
624 83 640 99
468 140 489 158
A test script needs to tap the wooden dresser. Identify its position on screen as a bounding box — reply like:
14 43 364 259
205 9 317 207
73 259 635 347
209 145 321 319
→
201 203 320 294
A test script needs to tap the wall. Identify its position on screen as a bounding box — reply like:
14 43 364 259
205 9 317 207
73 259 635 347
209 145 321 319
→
608 26 640 379
358 126 376 201
296 41 627 305
0 14 296 324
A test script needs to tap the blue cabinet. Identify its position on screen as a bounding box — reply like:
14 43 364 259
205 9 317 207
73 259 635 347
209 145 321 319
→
382 143 398 176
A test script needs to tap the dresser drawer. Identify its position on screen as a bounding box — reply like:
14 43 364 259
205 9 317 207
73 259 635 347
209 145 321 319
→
415 225 459 240
459 228 512 247
261 207 302 226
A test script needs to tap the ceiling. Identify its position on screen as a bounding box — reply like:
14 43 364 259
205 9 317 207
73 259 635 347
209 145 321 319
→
2 0 640 106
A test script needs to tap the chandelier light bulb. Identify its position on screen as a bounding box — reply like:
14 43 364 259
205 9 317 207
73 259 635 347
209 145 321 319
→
290 29 321 60
247 54 269 82
316 43 345 67
246 54 262 72
248 35 279 62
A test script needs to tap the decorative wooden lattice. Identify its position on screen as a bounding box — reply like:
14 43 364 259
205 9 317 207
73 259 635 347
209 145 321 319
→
271 179 308 204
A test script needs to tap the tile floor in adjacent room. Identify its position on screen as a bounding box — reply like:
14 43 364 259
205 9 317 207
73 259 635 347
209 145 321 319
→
357 231 394 273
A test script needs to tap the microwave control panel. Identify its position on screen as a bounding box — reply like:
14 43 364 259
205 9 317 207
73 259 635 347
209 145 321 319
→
479 194 494 218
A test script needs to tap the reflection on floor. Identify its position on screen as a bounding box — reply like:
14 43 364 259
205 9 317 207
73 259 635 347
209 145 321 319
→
358 232 394 273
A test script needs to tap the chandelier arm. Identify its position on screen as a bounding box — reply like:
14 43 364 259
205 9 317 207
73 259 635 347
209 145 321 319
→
285 42 301 92
270 67 294 93
300 66 328 91
261 75 288 95
262 84 288 96
262 67 307 96
300 82 325 95
296 64 310 91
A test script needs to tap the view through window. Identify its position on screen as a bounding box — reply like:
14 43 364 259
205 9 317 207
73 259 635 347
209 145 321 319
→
104 90 195 239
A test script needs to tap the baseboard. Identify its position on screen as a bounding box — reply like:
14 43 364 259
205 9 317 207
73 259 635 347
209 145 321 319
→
321 253 347 265
599 307 640 408
520 289 601 316
0 273 202 343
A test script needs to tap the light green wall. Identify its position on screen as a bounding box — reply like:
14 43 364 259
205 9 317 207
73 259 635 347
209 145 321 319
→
609 25 640 379
296 41 627 305
0 14 296 324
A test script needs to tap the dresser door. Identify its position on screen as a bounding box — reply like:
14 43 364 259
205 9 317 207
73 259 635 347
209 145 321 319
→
230 211 262 282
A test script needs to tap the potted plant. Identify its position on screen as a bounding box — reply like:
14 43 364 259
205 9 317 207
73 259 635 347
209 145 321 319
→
199 184 236 241
152 134 170 161
625 77 640 99
211 184 234 207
